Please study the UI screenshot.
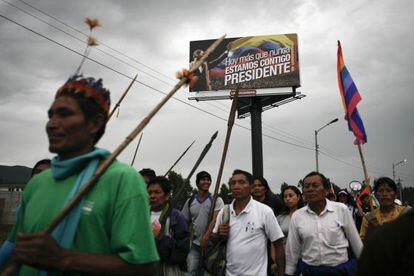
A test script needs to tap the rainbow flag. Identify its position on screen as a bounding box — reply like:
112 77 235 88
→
337 41 367 145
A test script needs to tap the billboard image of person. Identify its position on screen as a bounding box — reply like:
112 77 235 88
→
189 34 300 92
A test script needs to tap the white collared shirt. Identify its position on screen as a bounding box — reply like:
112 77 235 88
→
285 199 363 275
213 197 284 276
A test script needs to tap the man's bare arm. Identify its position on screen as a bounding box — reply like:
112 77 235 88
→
272 238 285 276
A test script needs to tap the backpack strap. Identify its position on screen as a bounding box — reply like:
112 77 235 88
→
188 194 196 209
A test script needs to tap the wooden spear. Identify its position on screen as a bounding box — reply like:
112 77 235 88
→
172 130 219 203
44 34 225 234
130 132 143 166
2 34 226 276
186 130 218 182
208 89 239 223
107 74 138 120
158 130 219 229
163 140 196 177
195 89 238 274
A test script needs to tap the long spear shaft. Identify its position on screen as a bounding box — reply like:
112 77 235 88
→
45 34 225 233
195 90 238 275
208 89 239 222
108 74 138 120
170 130 219 206
130 133 143 166
164 140 196 177
2 34 225 276
186 130 218 181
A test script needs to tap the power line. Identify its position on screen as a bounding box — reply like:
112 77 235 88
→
14 0 171 80
1 12 409 180
3 0 237 118
0 0 178 86
0 13 316 153
11 0 319 152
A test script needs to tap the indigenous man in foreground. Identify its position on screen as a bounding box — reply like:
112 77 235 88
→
285 171 363 276
213 169 285 276
148 176 189 275
3 75 159 275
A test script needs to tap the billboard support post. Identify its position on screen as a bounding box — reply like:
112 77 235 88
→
251 97 263 178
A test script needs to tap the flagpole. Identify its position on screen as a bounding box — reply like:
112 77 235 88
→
357 143 374 210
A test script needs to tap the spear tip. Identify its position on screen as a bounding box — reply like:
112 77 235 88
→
212 130 219 140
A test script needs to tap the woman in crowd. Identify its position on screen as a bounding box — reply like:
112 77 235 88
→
359 177 411 242
277 185 305 238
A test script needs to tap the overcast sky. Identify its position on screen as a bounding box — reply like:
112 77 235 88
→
0 0 413 193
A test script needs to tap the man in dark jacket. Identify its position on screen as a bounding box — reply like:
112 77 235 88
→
148 176 190 275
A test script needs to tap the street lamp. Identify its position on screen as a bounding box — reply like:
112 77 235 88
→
392 158 407 200
315 118 338 172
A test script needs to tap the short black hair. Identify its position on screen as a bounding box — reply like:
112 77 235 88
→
303 171 330 190
374 177 397 193
196 171 212 186
148 176 171 194
253 176 273 196
140 168 156 180
232 169 253 185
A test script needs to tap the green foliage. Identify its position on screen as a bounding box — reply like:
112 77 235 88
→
218 183 233 204
167 171 194 210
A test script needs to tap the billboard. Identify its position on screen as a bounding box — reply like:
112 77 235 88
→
189 34 300 93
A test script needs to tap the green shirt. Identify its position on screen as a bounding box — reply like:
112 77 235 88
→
9 161 159 275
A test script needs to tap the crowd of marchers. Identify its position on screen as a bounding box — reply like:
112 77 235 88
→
0 75 413 276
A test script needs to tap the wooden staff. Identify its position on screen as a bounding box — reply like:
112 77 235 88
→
130 132 143 166
208 89 239 223
164 140 196 177
357 143 374 209
2 34 226 276
195 89 238 275
45 34 225 234
108 74 138 120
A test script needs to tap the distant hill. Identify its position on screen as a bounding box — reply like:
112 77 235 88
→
0 165 32 184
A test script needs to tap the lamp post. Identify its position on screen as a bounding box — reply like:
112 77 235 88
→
392 158 407 200
315 118 338 172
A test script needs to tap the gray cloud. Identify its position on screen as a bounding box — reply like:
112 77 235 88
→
0 0 413 192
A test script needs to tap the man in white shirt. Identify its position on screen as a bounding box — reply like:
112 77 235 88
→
285 171 363 276
213 169 285 276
